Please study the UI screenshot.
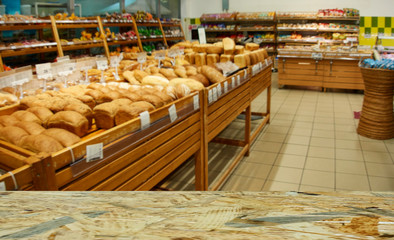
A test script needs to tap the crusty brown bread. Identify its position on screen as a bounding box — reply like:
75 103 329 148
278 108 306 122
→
43 128 81 147
19 134 63 153
47 111 89 137
15 121 45 135
93 102 119 129
0 126 29 145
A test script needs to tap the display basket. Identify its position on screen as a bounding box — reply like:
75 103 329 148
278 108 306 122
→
357 67 394 140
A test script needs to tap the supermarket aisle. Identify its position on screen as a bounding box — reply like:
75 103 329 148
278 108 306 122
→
221 73 394 192
161 73 394 192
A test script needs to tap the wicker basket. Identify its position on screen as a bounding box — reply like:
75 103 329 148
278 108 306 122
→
357 67 394 140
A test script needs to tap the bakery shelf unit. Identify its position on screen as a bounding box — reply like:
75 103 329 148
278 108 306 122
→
135 18 166 52
101 17 140 51
236 12 277 54
160 20 186 47
50 16 110 59
0 18 57 72
200 13 238 44
277 12 360 49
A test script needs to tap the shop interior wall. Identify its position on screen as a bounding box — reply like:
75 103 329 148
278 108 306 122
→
181 0 394 18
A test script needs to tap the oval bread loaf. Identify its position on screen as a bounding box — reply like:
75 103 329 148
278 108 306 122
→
200 65 226 84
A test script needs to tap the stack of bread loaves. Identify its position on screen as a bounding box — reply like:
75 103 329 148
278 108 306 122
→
172 39 268 69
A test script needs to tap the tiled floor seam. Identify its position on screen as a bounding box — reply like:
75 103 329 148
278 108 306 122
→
298 90 319 192
262 89 305 190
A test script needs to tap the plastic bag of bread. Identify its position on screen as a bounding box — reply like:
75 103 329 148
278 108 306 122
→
11 110 42 125
159 68 178 80
0 115 19 126
115 101 155 126
47 111 89 137
189 74 210 87
169 78 204 92
174 84 191 99
206 45 224 54
235 45 245 54
93 102 119 129
223 37 235 55
200 65 226 84
15 121 45 135
174 68 188 78
26 107 53 126
164 86 177 100
43 128 80 147
141 94 165 108
19 134 63 153
0 126 29 145
245 43 259 51
0 92 18 107
123 70 140 85
141 76 170 87
152 91 173 104
133 69 148 82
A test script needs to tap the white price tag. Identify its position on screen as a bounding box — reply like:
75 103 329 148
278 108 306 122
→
0 74 15 88
86 143 103 162
0 180 5 191
193 94 199 110
56 55 70 62
212 87 218 102
237 75 241 86
243 69 248 79
36 63 52 79
217 84 222 97
208 89 213 104
231 77 235 88
139 111 150 130
112 72 121 81
224 81 228 93
96 60 108 70
265 59 269 66
137 52 147 64
168 104 177 123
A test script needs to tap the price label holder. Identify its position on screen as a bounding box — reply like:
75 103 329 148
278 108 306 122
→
0 176 5 191
212 87 218 102
312 52 323 60
86 143 103 162
224 81 228 93
137 52 147 70
208 89 213 104
96 59 108 83
139 111 150 130
56 55 70 62
193 94 199 110
168 48 178 65
36 63 53 88
0 71 16 89
81 66 92 83
168 104 177 123
155 51 166 68
217 84 222 97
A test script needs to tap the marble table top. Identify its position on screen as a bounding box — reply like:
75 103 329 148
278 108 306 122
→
0 191 393 239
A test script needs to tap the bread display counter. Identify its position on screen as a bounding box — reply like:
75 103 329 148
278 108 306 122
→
0 91 205 191
278 49 372 90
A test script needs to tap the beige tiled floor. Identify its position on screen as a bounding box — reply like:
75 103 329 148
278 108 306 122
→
162 72 394 192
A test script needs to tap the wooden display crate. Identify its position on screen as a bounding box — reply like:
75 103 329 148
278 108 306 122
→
0 92 206 191
249 59 272 143
200 70 251 190
278 57 324 88
322 59 364 90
